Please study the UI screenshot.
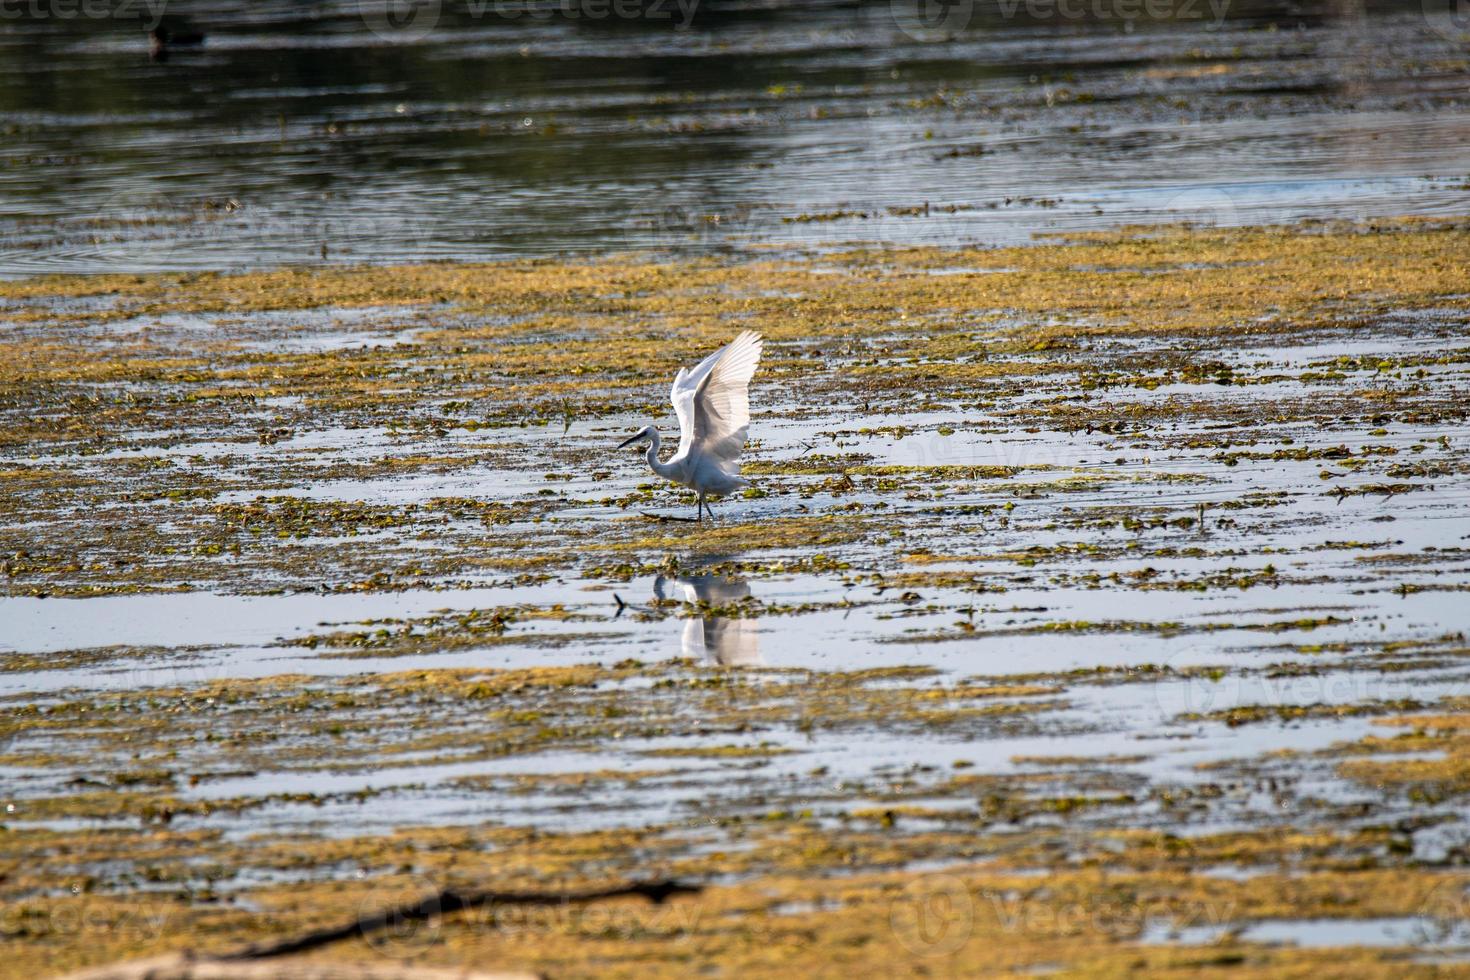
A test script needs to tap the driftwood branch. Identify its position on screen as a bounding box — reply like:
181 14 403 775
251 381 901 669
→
56 879 700 980
57 960 533 980
219 879 699 960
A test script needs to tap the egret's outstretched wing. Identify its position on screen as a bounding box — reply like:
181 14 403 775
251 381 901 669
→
686 331 762 467
670 338 731 457
692 331 762 460
670 366 698 457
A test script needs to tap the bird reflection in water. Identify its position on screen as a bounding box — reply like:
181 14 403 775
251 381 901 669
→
654 570 762 666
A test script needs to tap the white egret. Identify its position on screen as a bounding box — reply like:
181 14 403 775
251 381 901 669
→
618 330 764 522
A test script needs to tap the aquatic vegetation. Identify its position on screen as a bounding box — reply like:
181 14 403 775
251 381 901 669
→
4 217 1470 977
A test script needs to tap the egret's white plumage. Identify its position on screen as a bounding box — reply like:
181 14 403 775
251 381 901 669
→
618 330 763 521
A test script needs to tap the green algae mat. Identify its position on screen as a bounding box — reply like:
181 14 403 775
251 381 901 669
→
4 217 1470 977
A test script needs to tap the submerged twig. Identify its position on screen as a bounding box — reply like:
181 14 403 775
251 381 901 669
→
62 958 530 979
222 880 699 961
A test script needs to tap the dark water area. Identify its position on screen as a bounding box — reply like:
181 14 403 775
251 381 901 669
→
1 0 1467 274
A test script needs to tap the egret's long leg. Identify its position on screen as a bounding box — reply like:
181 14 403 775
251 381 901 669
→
697 491 705 523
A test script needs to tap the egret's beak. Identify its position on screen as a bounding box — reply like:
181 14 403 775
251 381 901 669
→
617 433 644 450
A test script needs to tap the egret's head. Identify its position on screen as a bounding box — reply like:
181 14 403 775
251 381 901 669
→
617 425 655 450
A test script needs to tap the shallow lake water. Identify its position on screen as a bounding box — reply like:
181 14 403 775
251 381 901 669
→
4 299 1469 849
2 0 1469 273
3 5 1470 971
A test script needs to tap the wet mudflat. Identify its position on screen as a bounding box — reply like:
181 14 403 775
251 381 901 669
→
3 217 1470 976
